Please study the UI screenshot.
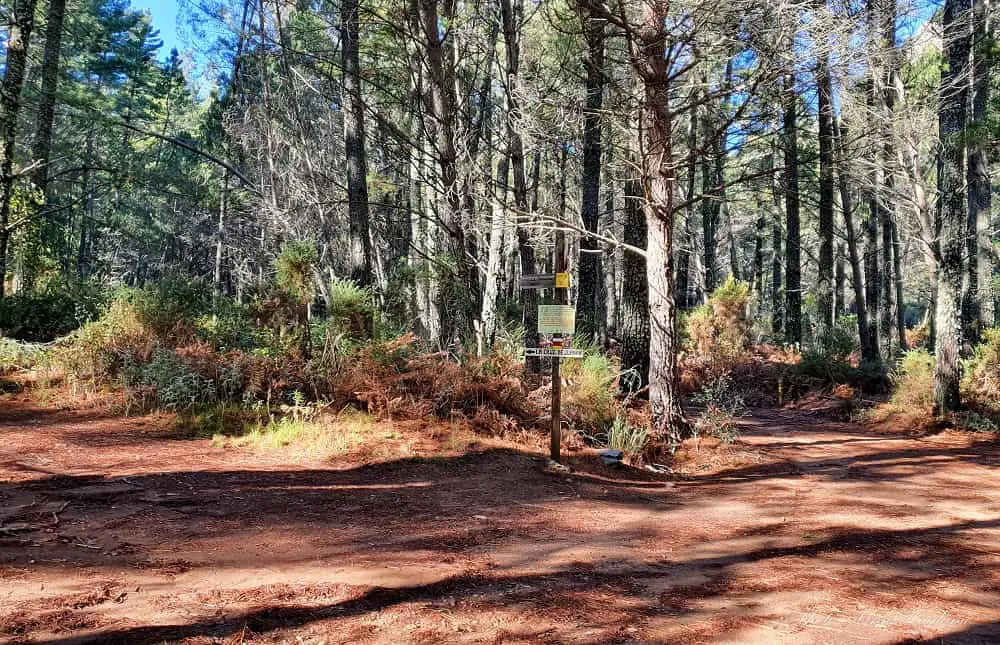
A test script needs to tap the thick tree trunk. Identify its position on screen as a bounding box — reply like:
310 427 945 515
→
935 0 971 413
343 0 374 288
635 3 690 441
783 72 802 345
817 52 836 335
576 7 604 337
0 0 38 297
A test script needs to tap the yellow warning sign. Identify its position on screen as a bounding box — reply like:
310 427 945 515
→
554 272 570 289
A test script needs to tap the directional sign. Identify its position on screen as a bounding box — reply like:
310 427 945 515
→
524 347 585 358
538 304 576 334
520 274 556 290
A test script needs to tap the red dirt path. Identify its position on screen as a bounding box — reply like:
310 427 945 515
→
1 400 1000 644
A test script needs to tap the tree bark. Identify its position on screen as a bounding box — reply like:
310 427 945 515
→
934 0 971 413
619 170 649 393
19 0 66 293
817 52 836 335
418 0 473 345
967 0 993 332
0 0 39 297
834 117 878 362
634 3 690 441
500 0 540 371
783 71 802 345
576 6 604 337
343 0 374 288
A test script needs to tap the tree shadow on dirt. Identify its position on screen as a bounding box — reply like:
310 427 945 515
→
21 516 1000 645
895 620 1000 644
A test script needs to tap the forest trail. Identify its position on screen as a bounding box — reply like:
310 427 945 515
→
1 402 999 644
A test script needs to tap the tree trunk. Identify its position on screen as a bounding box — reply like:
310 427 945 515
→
576 6 604 337
783 71 802 345
635 3 690 441
418 0 473 345
817 52 836 335
500 0 540 371
891 219 906 349
675 107 698 310
19 0 66 293
619 171 649 393
771 135 784 336
967 0 993 332
215 172 229 292
0 0 38 297
343 0 374 288
834 117 878 362
935 0 971 414
700 100 719 294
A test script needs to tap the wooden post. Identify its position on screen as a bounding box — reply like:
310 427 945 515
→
551 226 567 462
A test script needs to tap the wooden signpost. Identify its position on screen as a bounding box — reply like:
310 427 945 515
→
519 239 571 463
551 228 567 463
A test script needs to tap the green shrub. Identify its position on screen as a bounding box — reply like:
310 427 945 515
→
0 281 107 342
0 338 47 373
685 277 752 359
124 347 217 411
275 241 318 303
963 328 1000 410
562 352 619 433
890 349 936 412
601 415 649 460
693 374 747 444
130 278 213 339
195 297 255 351
327 278 374 339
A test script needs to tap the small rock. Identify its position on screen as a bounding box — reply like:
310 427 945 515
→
599 449 624 466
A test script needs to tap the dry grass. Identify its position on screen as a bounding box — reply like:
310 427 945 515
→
213 407 377 457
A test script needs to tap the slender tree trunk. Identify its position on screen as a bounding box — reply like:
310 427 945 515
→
783 72 802 345
700 100 719 293
418 0 472 345
935 0 971 413
817 52 836 335
771 135 784 336
214 172 229 291
967 0 993 331
892 219 907 349
635 3 690 440
500 0 540 371
752 209 765 303
19 0 67 293
0 0 38 297
576 6 604 337
834 117 877 362
835 243 846 318
676 107 698 310
619 170 649 393
343 0 374 288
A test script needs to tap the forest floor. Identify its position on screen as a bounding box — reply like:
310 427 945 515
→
1 397 1000 644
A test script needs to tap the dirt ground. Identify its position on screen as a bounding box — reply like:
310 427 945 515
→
2 398 1000 645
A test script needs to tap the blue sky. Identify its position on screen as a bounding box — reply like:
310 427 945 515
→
134 0 182 58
